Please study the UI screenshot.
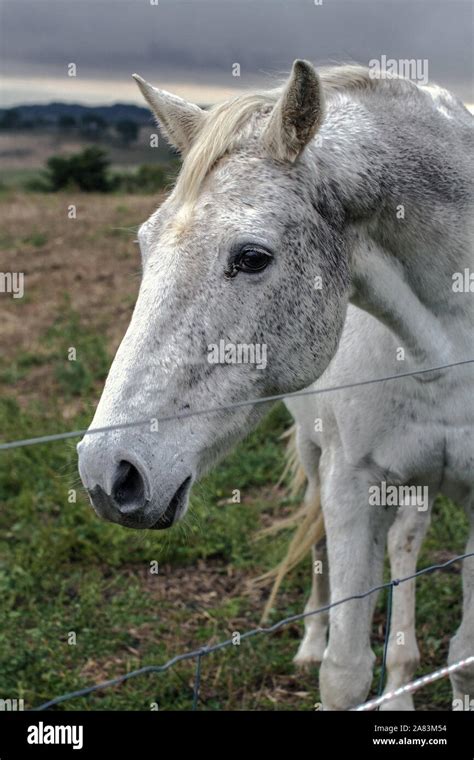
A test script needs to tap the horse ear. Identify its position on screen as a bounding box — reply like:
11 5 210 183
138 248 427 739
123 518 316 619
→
263 60 324 163
132 74 206 154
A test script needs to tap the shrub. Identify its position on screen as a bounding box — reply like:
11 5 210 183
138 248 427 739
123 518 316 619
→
45 147 110 192
110 163 172 193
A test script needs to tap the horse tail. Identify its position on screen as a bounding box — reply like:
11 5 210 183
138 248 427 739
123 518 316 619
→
252 424 325 623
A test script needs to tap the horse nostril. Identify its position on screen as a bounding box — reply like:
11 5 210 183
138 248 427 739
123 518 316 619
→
112 460 146 514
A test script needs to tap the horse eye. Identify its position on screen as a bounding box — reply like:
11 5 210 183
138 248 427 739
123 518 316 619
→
238 247 272 273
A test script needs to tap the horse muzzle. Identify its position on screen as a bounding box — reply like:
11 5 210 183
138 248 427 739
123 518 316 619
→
77 437 193 529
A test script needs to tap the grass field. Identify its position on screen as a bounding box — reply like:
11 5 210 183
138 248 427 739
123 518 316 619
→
0 191 468 711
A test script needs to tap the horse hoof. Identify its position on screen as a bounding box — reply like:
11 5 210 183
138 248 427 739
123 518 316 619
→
379 694 415 711
293 639 325 669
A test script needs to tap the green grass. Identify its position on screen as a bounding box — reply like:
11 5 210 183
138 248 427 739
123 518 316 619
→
45 301 111 398
0 232 15 249
22 231 48 248
0 168 45 191
0 307 469 710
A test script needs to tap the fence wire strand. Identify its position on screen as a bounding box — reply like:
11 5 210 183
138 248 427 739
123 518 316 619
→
1 359 472 451
192 653 204 712
377 581 394 698
30 551 474 711
353 655 474 711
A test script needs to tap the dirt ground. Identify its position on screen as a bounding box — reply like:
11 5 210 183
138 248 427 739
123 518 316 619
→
1 192 161 401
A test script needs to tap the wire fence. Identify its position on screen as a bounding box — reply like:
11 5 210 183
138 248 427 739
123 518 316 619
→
1 358 472 711
29 551 474 711
0 359 472 451
353 655 474 711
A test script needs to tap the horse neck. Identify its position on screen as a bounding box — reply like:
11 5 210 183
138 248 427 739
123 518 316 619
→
348 230 462 368
311 93 473 367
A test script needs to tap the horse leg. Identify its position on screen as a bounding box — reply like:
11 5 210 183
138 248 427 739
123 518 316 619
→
319 460 394 710
448 492 474 706
287 434 328 667
380 501 432 710
294 536 329 667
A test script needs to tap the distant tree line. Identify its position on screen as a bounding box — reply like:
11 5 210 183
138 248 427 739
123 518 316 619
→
0 108 141 145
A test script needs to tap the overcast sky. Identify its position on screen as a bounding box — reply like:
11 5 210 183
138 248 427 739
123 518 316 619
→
1 0 472 106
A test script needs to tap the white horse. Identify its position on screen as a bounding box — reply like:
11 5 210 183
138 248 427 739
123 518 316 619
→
78 61 473 709
278 306 445 710
257 299 471 711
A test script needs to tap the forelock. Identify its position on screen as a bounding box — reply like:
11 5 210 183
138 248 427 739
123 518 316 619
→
173 90 278 207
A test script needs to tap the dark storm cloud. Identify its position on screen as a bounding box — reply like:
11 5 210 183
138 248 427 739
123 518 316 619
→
1 0 473 98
